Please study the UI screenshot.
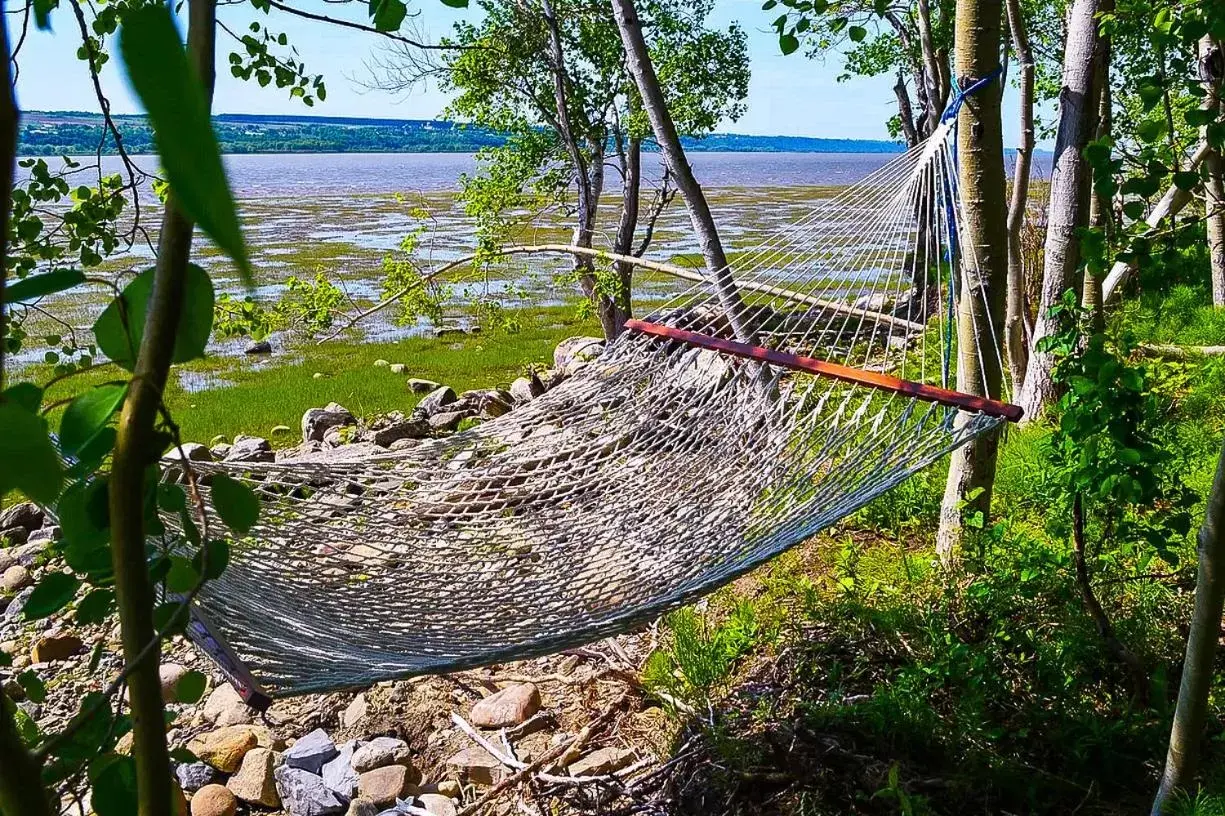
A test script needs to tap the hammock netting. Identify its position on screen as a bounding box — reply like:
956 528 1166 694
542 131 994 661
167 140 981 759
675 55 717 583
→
182 121 1015 703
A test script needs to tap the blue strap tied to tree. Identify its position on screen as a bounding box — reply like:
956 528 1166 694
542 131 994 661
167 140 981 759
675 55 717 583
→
941 64 1006 124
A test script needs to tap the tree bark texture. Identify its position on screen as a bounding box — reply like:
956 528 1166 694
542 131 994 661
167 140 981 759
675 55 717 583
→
1083 17 1112 331
1201 37 1225 308
1004 0 1036 389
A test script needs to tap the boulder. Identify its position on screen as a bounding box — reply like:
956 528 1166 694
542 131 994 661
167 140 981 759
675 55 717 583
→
302 404 356 443
0 527 27 546
369 413 429 448
274 766 347 816
350 736 408 773
25 525 60 545
427 411 465 433
187 725 261 773
227 747 281 808
202 684 255 727
469 683 541 729
224 436 274 464
676 349 732 391
159 663 192 703
189 784 237 816
509 376 543 404
445 746 504 786
406 378 440 394
344 798 378 816
1 565 31 593
457 389 513 419
568 747 635 777
0 503 42 533
554 336 604 375
416 793 458 816
357 765 418 807
322 740 361 800
177 442 214 463
175 762 221 794
283 728 338 774
31 632 83 663
244 340 273 355
210 443 232 460
416 386 457 417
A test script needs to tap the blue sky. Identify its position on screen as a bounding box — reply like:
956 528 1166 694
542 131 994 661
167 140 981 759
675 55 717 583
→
15 0 1031 143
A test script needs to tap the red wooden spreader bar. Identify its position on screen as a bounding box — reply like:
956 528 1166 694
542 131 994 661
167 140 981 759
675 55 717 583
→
625 318 1024 423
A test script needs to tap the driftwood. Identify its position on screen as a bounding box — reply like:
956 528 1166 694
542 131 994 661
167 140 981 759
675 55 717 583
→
1139 343 1225 360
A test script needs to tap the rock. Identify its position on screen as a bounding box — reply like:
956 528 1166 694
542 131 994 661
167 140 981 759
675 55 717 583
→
568 747 635 777
274 766 347 816
8 543 43 566
302 404 356 443
202 683 255 727
388 438 418 452
224 436 274 464
284 728 338 774
351 736 408 773
373 359 390 368
25 525 60 545
509 376 543 404
0 502 43 533
1 677 22 701
416 793 458 816
227 747 281 808
357 765 418 807
676 349 732 391
388 363 407 375
345 798 379 816
175 762 221 794
0 527 27 546
31 632 83 662
407 378 440 394
210 443 232 460
179 442 214 462
271 424 293 436
469 683 541 728
342 695 368 728
190 785 237 816
1 565 31 593
456 389 514 419
369 413 429 448
314 372 327 379
432 325 466 338
445 746 505 786
187 725 260 773
322 740 360 800
433 780 461 799
244 340 273 355
159 663 192 703
554 336 604 375
427 411 465 432
416 386 457 416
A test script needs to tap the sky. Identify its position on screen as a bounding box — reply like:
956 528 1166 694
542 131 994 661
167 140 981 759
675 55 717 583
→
14 0 1034 144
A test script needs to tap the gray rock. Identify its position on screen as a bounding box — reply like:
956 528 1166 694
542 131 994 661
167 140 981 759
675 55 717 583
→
406 379 440 394
348 799 380 816
274 765 347 816
302 404 356 444
432 325 465 338
175 761 222 793
283 728 338 774
427 412 465 433
25 525 60 545
178 442 214 462
553 336 604 375
245 340 273 355
211 443 232 460
350 736 408 774
0 526 27 546
224 436 274 464
370 414 429 448
322 740 361 800
509 376 543 404
0 503 43 534
388 363 407 375
416 386 457 417
3 587 32 621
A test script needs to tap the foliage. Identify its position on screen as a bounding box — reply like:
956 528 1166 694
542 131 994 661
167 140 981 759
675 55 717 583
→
642 601 762 705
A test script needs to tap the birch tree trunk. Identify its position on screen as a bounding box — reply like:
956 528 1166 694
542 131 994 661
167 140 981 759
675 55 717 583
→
1015 0 1101 421
935 0 1010 563
1151 431 1225 814
610 0 754 342
1202 38 1225 308
1004 0 1036 388
1083 17 1111 329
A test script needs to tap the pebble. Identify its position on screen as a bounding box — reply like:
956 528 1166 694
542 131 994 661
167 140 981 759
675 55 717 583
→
159 662 190 702
357 764 418 807
569 746 635 777
416 793 458 816
274 765 347 816
1 565 31 593
388 363 407 374
342 694 368 728
284 728 338 774
187 725 260 773
189 784 237 816
202 683 255 727
406 378 441 393
469 683 541 728
227 747 281 808
30 632 83 662
445 746 504 786
373 359 390 367
175 762 221 793
351 736 408 773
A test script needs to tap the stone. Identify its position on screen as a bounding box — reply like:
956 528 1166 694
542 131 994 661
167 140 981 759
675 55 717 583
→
1 564 31 593
415 793 458 816
676 349 732 391
202 683 255 727
190 785 237 816
284 728 338 774
175 762 221 793
388 363 407 374
357 765 418 807
445 746 504 786
432 325 465 338
224 436 274 464
274 765 347 816
210 443 232 460
0 502 43 533
369 414 429 448
31 632 83 662
179 442 214 462
568 747 635 777
0 526 27 546
342 694 368 728
244 340 273 355
8 543 43 566
469 683 541 728
427 411 465 432
345 798 379 816
314 372 326 379
416 386 457 416
187 725 260 773
554 336 604 375
434 780 461 799
407 378 440 393
159 663 192 702
271 424 293 436
227 747 281 808
351 736 408 773
373 359 390 367
302 404 356 443
25 525 60 546
322 740 361 800
509 376 543 404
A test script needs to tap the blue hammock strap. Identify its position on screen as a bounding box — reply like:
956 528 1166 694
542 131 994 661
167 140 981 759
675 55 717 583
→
940 64 1005 123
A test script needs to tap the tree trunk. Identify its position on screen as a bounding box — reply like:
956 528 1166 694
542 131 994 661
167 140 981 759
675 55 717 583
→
935 0 1010 564
610 0 754 343
1201 37 1225 308
1083 16 1112 330
1004 0 1035 388
1015 0 1101 421
607 133 641 338
894 70 921 147
1152 431 1225 814
108 2 216 815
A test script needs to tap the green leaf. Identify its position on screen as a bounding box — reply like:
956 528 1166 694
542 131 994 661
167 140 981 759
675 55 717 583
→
779 32 800 55
90 754 138 816
1173 170 1200 191
24 572 81 620
848 24 867 42
59 383 127 458
76 589 116 625
1186 108 1217 127
3 382 43 413
17 669 46 704
33 0 57 29
193 539 230 581
176 670 208 704
117 5 251 281
152 602 189 636
439 0 468 6
1136 119 1166 144
4 268 85 304
92 264 215 371
165 557 200 594
370 0 407 31
210 474 259 533
0 404 63 504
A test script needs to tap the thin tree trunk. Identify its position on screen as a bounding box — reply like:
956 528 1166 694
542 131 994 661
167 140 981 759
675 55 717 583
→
1083 17 1111 330
1015 0 1101 421
108 2 216 814
610 0 754 343
894 71 920 147
609 134 642 337
1152 432 1225 814
935 0 1010 563
1201 37 1225 308
1004 0 1035 389
916 0 948 123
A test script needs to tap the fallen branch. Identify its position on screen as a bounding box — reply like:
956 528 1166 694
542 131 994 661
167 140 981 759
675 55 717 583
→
1138 342 1225 360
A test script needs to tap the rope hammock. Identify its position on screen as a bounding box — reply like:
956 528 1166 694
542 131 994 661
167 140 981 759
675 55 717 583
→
182 119 1019 706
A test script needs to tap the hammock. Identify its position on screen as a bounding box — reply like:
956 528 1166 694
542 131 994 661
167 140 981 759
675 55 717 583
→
183 121 1018 706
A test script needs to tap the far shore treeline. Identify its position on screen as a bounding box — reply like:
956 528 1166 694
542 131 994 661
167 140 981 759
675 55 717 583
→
22 109 908 156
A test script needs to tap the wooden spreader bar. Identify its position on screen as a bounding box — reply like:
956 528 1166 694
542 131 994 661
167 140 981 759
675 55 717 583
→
626 319 1024 423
